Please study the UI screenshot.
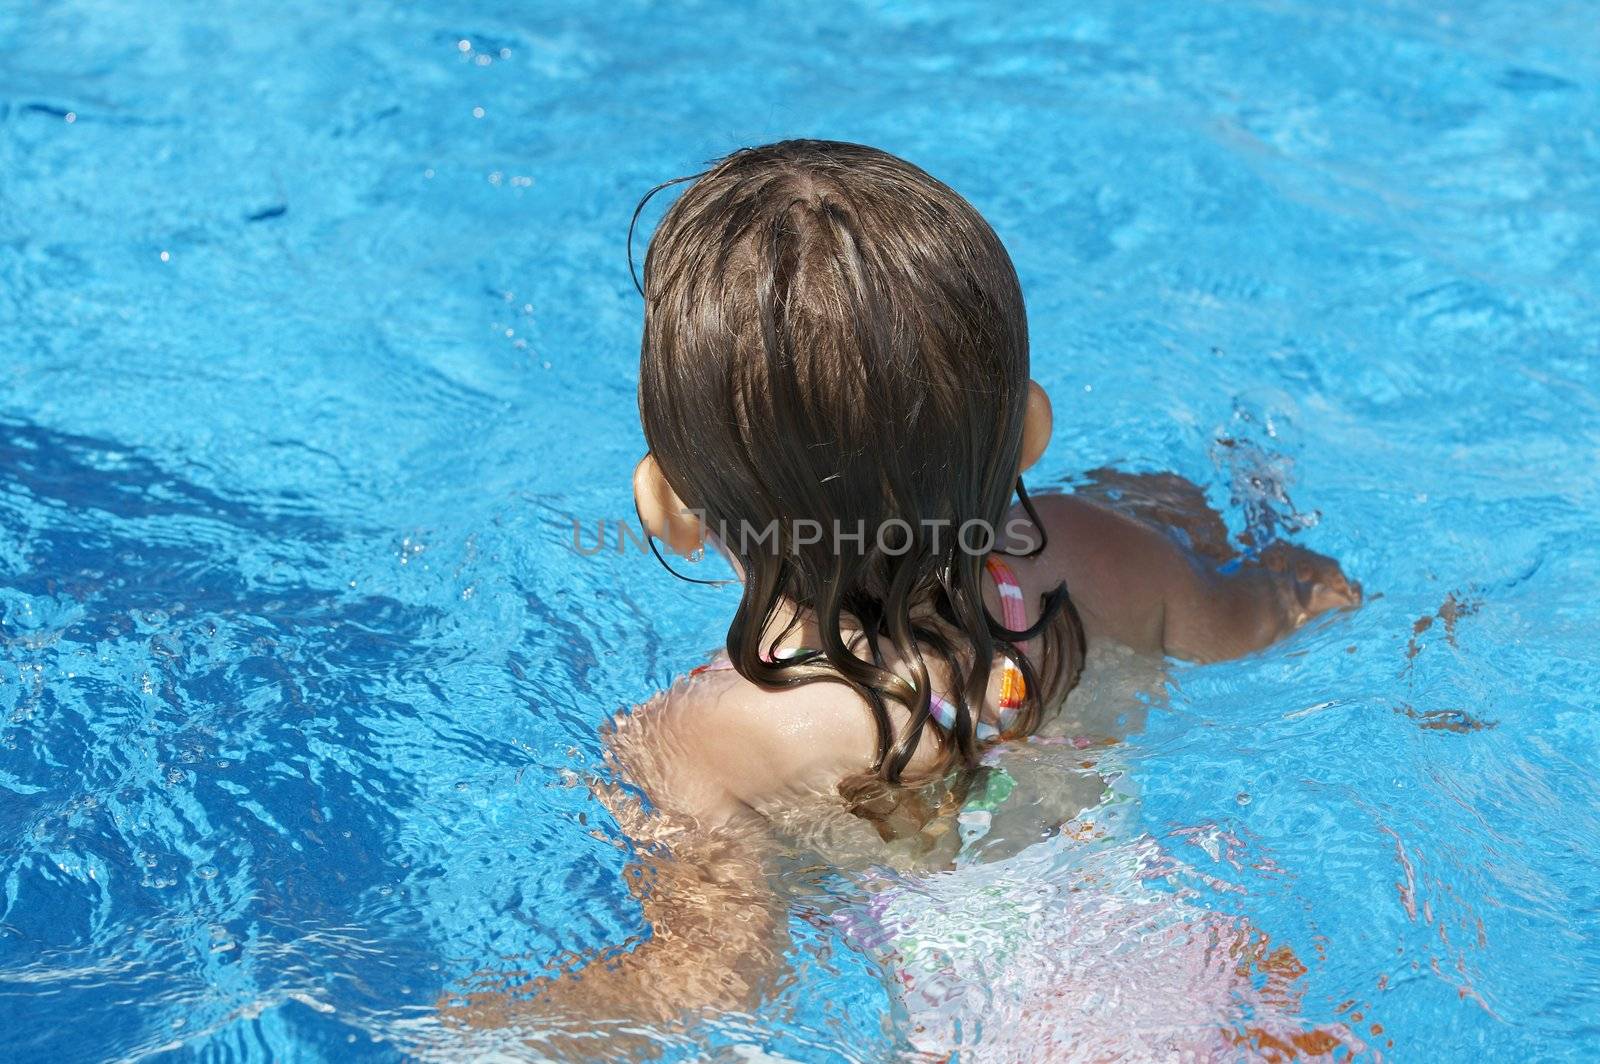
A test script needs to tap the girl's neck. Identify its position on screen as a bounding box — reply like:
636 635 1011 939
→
755 593 958 663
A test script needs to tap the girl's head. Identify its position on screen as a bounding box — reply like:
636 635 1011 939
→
633 139 1077 789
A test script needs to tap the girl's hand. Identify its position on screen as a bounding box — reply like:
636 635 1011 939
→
1257 543 1363 628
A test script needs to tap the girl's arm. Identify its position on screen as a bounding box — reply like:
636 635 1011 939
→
445 801 786 1030
1021 490 1360 662
441 682 848 1031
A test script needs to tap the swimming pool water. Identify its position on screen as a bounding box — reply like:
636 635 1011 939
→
3 0 1598 1059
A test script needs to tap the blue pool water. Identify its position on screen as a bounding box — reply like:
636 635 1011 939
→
3 0 1599 1059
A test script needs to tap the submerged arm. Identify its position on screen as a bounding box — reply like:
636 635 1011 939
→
476 805 785 1023
1025 491 1360 662
442 681 834 1031
440 816 787 1060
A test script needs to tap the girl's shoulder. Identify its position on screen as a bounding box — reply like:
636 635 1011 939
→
607 659 889 828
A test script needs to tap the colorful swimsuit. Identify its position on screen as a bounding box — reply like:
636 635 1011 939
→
936 556 1030 743
685 562 1354 1058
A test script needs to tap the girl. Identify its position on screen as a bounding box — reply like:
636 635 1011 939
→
449 139 1359 1048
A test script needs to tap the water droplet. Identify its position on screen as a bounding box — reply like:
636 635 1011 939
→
472 106 485 119
457 39 471 52
1235 792 1252 806
158 250 170 262
197 864 218 879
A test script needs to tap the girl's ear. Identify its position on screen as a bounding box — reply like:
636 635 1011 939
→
633 454 704 556
1020 380 1053 473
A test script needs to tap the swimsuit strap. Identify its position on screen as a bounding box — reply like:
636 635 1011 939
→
691 559 1030 738
691 558 1030 741
928 557 1029 740
984 555 1029 715
985 554 1030 631
688 659 732 677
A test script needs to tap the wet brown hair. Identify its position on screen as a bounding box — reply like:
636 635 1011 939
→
636 139 1083 797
